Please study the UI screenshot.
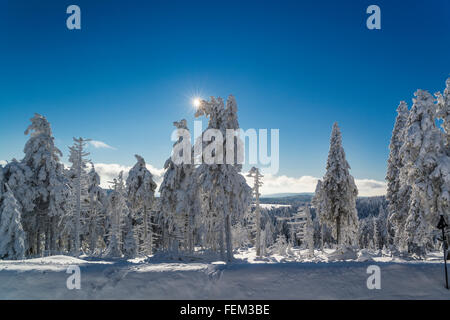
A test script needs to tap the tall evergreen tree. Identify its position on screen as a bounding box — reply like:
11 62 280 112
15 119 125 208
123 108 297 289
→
436 78 450 148
304 206 315 257
399 90 450 255
247 167 263 257
0 184 26 260
0 165 4 200
195 96 252 261
122 213 137 258
86 164 107 254
386 101 410 247
127 155 157 254
320 123 359 247
159 120 196 253
312 179 327 250
104 172 128 258
19 114 68 256
376 205 389 250
67 137 91 256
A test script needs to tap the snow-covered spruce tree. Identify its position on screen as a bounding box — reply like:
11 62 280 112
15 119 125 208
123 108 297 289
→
312 179 327 250
375 205 389 250
194 96 252 261
0 165 4 200
122 214 137 258
262 214 275 252
436 78 450 148
2 161 34 253
0 184 26 260
159 120 196 253
263 219 275 251
386 101 410 248
372 216 379 251
272 234 287 256
104 172 129 258
86 164 107 254
399 90 450 256
126 155 157 255
66 137 91 256
320 123 359 248
19 114 69 256
304 206 315 257
358 217 373 249
260 228 267 256
247 167 263 257
231 222 250 249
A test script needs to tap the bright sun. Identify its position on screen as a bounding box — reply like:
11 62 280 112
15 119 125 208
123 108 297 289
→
192 98 201 108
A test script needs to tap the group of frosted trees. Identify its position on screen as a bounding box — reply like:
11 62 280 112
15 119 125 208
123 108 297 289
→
0 115 129 259
156 96 252 261
358 205 390 250
386 79 450 256
0 96 253 261
310 79 450 257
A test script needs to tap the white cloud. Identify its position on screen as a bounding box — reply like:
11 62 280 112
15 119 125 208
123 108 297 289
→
354 179 387 197
94 162 164 189
245 173 386 197
0 160 7 166
245 174 319 196
91 162 386 197
89 140 116 150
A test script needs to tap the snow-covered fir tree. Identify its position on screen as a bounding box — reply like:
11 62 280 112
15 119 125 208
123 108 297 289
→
0 165 4 200
242 207 255 245
122 214 137 258
159 120 196 253
372 216 379 251
260 228 267 256
312 179 327 250
436 78 450 148
386 101 411 248
399 90 450 256
263 219 275 251
16 114 69 256
358 217 373 249
0 184 26 260
376 205 389 250
66 137 91 256
272 234 287 256
126 154 157 255
194 96 252 261
247 167 263 257
319 123 359 247
231 222 250 249
86 164 107 254
104 172 129 258
2 161 35 256
304 206 315 257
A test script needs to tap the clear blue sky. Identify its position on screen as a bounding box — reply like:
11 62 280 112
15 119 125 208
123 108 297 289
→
1 0 449 183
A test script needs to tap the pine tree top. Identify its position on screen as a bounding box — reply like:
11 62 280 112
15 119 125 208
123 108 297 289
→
325 122 351 174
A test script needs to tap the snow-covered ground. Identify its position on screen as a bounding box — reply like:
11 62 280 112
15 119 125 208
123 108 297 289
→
0 248 449 300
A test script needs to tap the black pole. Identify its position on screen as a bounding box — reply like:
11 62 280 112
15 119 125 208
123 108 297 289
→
437 215 449 290
442 227 448 290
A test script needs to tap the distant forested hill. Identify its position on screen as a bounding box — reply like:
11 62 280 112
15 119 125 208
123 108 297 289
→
260 194 387 219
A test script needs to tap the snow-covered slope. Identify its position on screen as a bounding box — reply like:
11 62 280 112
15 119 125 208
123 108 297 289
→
0 251 449 300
